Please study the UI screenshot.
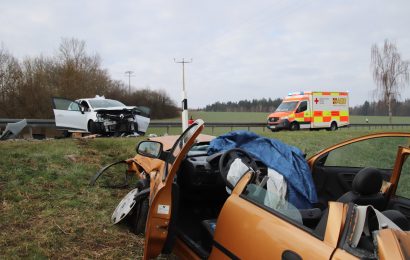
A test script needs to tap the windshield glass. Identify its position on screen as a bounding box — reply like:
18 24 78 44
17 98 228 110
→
275 101 298 112
88 99 126 109
170 124 201 158
162 120 204 181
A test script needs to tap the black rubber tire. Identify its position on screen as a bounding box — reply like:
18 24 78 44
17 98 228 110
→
289 122 300 131
328 122 338 131
88 120 97 133
62 130 72 138
128 197 149 235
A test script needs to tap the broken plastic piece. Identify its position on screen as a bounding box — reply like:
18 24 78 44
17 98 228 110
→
0 119 27 140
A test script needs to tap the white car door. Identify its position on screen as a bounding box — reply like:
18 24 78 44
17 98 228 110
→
52 97 88 132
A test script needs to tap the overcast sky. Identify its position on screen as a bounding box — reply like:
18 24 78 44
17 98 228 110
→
1 0 410 108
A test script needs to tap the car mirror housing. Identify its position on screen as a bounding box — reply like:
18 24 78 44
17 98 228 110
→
137 141 163 159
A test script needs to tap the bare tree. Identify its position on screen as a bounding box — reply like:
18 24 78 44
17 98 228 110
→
371 39 410 123
0 44 22 116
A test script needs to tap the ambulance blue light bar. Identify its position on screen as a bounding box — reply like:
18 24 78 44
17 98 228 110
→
288 91 304 96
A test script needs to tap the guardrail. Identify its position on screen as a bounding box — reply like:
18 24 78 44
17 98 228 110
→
1 119 410 136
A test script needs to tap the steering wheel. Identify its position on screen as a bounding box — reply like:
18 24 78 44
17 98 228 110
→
218 148 259 190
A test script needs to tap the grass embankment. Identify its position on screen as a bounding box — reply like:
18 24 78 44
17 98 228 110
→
1 126 410 258
0 138 145 259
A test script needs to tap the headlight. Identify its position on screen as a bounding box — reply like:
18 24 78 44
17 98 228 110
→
96 114 104 122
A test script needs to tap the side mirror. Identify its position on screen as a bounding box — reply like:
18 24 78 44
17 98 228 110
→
136 141 163 159
80 106 85 114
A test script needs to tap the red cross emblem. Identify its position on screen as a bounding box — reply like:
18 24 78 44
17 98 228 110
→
314 98 319 104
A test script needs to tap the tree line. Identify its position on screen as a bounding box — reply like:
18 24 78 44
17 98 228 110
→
350 99 410 117
204 98 283 112
204 97 410 117
0 38 179 119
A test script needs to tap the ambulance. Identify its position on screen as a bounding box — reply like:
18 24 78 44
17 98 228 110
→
267 91 349 131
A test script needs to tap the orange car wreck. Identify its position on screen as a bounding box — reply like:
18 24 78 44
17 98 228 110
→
93 120 410 259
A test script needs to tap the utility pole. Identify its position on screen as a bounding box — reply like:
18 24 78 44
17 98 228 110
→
125 71 134 94
174 58 192 132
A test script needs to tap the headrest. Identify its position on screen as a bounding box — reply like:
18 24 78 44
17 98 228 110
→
353 167 383 195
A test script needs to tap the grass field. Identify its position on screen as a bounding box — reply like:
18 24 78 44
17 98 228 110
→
154 111 410 124
150 111 410 136
2 112 410 258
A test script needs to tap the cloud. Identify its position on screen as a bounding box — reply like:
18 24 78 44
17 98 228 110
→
1 0 410 108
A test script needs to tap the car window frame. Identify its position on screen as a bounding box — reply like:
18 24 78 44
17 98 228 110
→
317 136 408 170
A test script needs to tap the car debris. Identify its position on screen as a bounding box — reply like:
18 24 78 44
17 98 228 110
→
52 95 150 137
0 119 27 140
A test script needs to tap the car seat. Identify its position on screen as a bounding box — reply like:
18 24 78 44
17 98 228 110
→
379 210 410 231
337 167 386 211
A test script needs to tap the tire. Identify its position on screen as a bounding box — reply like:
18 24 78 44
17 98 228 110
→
88 120 96 133
62 130 72 138
289 122 300 131
128 197 149 235
328 122 338 131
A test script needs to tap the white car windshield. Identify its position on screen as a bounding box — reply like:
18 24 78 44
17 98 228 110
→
88 99 126 109
275 101 298 112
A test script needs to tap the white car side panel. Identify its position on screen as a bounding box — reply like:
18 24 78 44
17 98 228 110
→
53 109 88 131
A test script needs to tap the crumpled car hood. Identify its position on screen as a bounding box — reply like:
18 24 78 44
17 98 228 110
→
94 106 136 112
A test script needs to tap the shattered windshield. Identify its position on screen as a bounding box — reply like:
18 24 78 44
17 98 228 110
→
162 120 203 181
275 101 298 112
88 99 126 109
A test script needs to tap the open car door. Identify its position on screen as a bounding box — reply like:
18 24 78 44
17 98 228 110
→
386 146 410 222
308 132 410 208
143 120 205 260
52 97 87 132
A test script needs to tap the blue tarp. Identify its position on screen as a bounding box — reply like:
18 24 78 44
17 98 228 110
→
207 130 317 209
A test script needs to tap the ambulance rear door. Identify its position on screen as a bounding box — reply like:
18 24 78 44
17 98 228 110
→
311 92 349 129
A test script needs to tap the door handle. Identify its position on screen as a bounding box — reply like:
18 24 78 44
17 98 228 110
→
282 250 302 260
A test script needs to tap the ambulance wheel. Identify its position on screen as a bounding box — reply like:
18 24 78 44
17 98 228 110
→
290 122 300 131
328 122 338 131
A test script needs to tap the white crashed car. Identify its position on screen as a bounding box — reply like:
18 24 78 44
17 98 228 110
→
52 96 150 136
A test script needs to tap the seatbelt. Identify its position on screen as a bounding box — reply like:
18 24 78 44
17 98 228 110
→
350 205 402 248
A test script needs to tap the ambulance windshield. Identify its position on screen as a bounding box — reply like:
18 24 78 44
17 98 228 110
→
275 101 298 112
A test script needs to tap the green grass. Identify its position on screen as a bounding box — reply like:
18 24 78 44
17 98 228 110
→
0 138 145 259
149 112 410 136
154 111 410 124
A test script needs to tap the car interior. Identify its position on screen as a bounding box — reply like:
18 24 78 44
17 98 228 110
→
163 139 410 259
